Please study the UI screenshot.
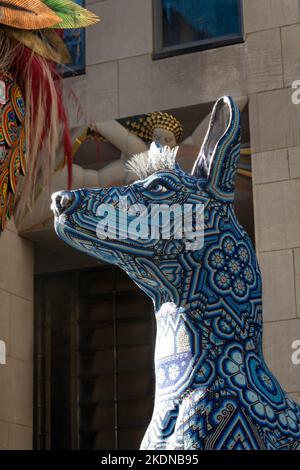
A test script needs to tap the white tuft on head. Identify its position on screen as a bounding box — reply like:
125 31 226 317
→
126 142 179 179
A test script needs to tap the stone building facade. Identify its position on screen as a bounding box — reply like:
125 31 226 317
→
0 0 300 449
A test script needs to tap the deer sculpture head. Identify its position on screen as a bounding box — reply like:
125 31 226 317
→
52 97 255 313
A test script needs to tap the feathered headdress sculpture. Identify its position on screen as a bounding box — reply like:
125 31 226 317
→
0 0 99 231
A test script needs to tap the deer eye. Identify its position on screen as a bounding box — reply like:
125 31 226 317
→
148 182 168 193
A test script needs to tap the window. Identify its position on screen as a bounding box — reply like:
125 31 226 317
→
62 0 86 77
153 0 243 59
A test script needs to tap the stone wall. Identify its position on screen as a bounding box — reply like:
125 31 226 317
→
0 220 34 449
248 0 300 405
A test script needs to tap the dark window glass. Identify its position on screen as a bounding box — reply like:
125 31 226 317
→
62 0 86 77
154 0 243 58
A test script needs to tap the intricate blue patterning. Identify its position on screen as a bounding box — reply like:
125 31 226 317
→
52 96 300 450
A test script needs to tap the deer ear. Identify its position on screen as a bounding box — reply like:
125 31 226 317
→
192 96 241 201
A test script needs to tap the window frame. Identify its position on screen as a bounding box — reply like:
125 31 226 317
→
152 0 244 60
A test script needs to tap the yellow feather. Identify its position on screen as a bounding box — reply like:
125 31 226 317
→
3 26 72 64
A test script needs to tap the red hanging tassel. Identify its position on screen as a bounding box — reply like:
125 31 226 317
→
12 43 73 192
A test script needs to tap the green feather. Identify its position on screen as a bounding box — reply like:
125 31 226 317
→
43 0 100 28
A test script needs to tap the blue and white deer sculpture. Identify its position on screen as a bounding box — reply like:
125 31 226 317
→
52 96 300 450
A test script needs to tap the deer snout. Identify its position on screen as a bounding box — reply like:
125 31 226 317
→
51 191 75 217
